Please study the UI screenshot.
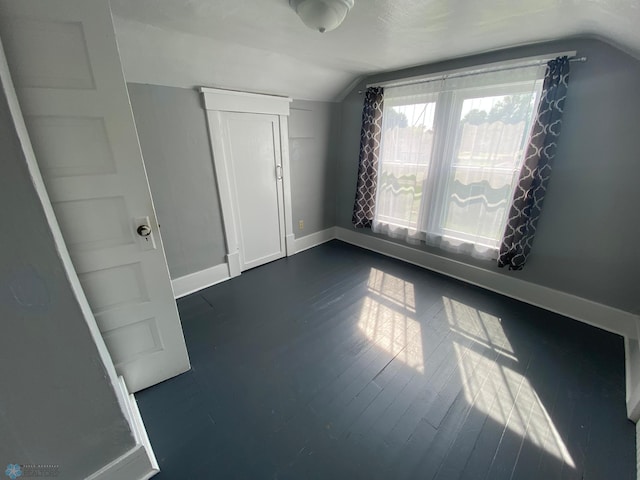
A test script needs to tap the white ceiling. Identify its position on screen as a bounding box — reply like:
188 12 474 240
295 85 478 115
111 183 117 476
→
111 0 640 101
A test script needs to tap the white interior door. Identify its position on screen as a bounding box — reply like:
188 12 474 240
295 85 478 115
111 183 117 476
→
201 87 294 277
221 112 286 271
0 0 190 392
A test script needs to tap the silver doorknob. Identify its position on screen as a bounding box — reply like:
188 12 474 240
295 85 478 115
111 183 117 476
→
137 225 152 237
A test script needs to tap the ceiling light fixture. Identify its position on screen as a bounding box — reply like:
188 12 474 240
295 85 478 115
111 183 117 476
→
289 0 354 33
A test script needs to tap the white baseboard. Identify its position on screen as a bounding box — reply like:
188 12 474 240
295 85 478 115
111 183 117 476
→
293 227 337 254
286 233 296 256
227 252 241 278
335 227 638 339
171 228 338 299
637 422 640 479
86 377 159 480
625 337 640 421
626 317 640 422
171 228 339 299
85 445 157 480
119 377 159 473
172 263 230 299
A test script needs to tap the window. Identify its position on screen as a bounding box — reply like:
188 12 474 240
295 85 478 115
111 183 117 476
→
373 65 545 259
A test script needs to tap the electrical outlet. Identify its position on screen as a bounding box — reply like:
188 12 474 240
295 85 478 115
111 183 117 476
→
298 220 304 230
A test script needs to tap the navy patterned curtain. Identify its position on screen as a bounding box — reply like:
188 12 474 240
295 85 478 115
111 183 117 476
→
498 57 570 270
352 87 384 228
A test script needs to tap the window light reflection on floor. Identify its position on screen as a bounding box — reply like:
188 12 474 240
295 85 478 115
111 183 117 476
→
355 268 574 469
357 268 424 373
443 296 575 469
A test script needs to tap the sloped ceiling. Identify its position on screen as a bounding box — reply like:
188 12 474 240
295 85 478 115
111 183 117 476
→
111 0 640 101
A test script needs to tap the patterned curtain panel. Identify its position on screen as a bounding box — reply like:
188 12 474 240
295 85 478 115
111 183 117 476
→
498 57 570 270
352 87 384 228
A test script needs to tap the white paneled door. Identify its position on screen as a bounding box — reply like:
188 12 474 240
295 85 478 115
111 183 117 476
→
0 0 190 392
201 87 294 277
221 112 286 271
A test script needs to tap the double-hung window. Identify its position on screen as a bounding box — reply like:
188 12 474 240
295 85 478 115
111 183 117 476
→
373 64 546 259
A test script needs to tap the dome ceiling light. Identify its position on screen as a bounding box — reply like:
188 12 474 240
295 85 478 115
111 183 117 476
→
289 0 355 33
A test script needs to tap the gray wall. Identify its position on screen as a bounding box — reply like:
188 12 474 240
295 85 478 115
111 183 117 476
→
0 76 135 478
128 85 340 278
128 83 226 279
290 99 339 238
336 37 640 314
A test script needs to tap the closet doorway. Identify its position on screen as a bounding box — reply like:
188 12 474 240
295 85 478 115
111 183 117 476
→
201 88 294 276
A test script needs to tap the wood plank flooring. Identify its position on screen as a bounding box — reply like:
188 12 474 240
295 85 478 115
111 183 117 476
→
136 241 635 479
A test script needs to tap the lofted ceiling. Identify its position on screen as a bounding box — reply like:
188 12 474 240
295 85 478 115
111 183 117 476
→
110 0 640 101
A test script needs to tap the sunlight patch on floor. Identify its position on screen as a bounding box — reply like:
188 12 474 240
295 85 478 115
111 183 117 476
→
443 296 516 359
444 296 575 469
357 268 423 373
366 267 416 314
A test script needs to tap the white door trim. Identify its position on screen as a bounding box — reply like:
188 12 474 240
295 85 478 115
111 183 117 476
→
205 109 242 277
0 35 157 479
201 87 294 275
201 87 291 115
279 115 296 256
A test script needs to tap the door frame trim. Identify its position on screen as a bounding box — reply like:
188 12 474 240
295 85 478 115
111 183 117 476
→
201 87 294 277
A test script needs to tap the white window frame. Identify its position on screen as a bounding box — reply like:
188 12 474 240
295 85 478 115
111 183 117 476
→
431 81 544 247
374 66 549 254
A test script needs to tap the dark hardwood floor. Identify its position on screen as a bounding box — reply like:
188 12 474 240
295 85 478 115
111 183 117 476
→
136 241 635 479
